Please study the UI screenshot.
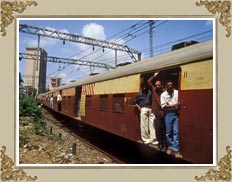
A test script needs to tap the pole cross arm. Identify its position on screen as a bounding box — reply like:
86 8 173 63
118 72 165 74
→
19 52 115 70
19 24 142 62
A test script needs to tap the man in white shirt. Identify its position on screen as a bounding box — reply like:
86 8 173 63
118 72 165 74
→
57 93 62 111
160 80 182 158
50 96 54 109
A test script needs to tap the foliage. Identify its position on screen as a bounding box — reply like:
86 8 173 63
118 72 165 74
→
51 133 63 142
19 97 42 118
19 97 49 147
34 118 50 135
19 97 63 149
19 127 35 147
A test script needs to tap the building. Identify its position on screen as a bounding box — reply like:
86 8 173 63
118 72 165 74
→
49 77 61 90
24 47 47 94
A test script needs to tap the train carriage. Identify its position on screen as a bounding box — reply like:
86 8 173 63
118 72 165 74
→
38 40 214 164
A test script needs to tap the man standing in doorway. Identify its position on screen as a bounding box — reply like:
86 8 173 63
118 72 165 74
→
57 92 62 112
132 83 158 145
148 72 167 152
161 80 182 158
50 95 54 109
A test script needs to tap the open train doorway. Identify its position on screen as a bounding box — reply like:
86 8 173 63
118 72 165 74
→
140 67 181 91
75 86 82 117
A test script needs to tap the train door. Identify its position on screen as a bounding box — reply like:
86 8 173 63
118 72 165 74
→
75 86 82 117
140 67 180 143
58 90 62 112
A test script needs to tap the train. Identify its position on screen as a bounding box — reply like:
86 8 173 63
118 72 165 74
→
37 39 214 164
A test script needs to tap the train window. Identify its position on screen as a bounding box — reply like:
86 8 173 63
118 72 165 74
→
63 96 66 105
112 94 124 114
99 95 108 112
85 95 92 109
68 96 71 105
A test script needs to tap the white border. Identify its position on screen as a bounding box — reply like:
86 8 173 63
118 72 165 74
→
16 17 216 167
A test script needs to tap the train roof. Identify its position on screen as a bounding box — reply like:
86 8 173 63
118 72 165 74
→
42 39 213 95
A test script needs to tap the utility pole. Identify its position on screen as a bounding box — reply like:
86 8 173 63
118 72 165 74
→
149 20 154 57
36 35 40 71
115 50 117 67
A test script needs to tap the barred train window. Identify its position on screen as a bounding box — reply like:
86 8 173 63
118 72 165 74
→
113 94 124 113
68 96 71 105
85 95 92 109
63 96 66 105
99 95 108 112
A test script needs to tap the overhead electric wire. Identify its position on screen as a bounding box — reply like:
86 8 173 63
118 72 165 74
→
89 21 168 66
62 21 178 78
46 20 147 78
47 21 152 79
73 21 148 61
65 29 213 78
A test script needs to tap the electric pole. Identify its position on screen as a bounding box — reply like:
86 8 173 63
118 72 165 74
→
149 20 154 57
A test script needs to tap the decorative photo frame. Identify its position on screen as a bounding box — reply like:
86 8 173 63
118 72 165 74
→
0 0 231 181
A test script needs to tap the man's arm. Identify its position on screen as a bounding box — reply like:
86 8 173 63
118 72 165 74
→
134 103 141 111
165 102 180 108
132 94 143 111
147 72 159 88
160 92 166 108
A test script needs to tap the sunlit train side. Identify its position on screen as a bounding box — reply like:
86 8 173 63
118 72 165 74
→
37 40 214 164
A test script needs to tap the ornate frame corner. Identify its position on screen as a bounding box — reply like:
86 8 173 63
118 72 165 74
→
0 146 38 181
196 0 231 38
195 146 232 181
0 0 37 37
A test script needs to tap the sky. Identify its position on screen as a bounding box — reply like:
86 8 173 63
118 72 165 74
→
18 18 214 87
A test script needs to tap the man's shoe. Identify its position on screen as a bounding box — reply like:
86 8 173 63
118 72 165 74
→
151 141 159 145
174 152 183 159
144 140 151 144
166 148 173 155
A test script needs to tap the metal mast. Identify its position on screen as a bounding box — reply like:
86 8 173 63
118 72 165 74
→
19 53 114 70
149 20 154 57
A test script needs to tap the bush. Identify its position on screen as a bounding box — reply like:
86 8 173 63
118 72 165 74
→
19 97 42 118
19 127 35 147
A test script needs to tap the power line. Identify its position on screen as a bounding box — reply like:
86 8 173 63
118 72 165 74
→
45 21 148 78
89 21 168 65
46 20 150 75
64 29 213 78
59 21 167 79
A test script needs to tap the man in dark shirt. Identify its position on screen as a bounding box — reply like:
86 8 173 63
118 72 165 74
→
132 83 158 145
147 72 167 151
